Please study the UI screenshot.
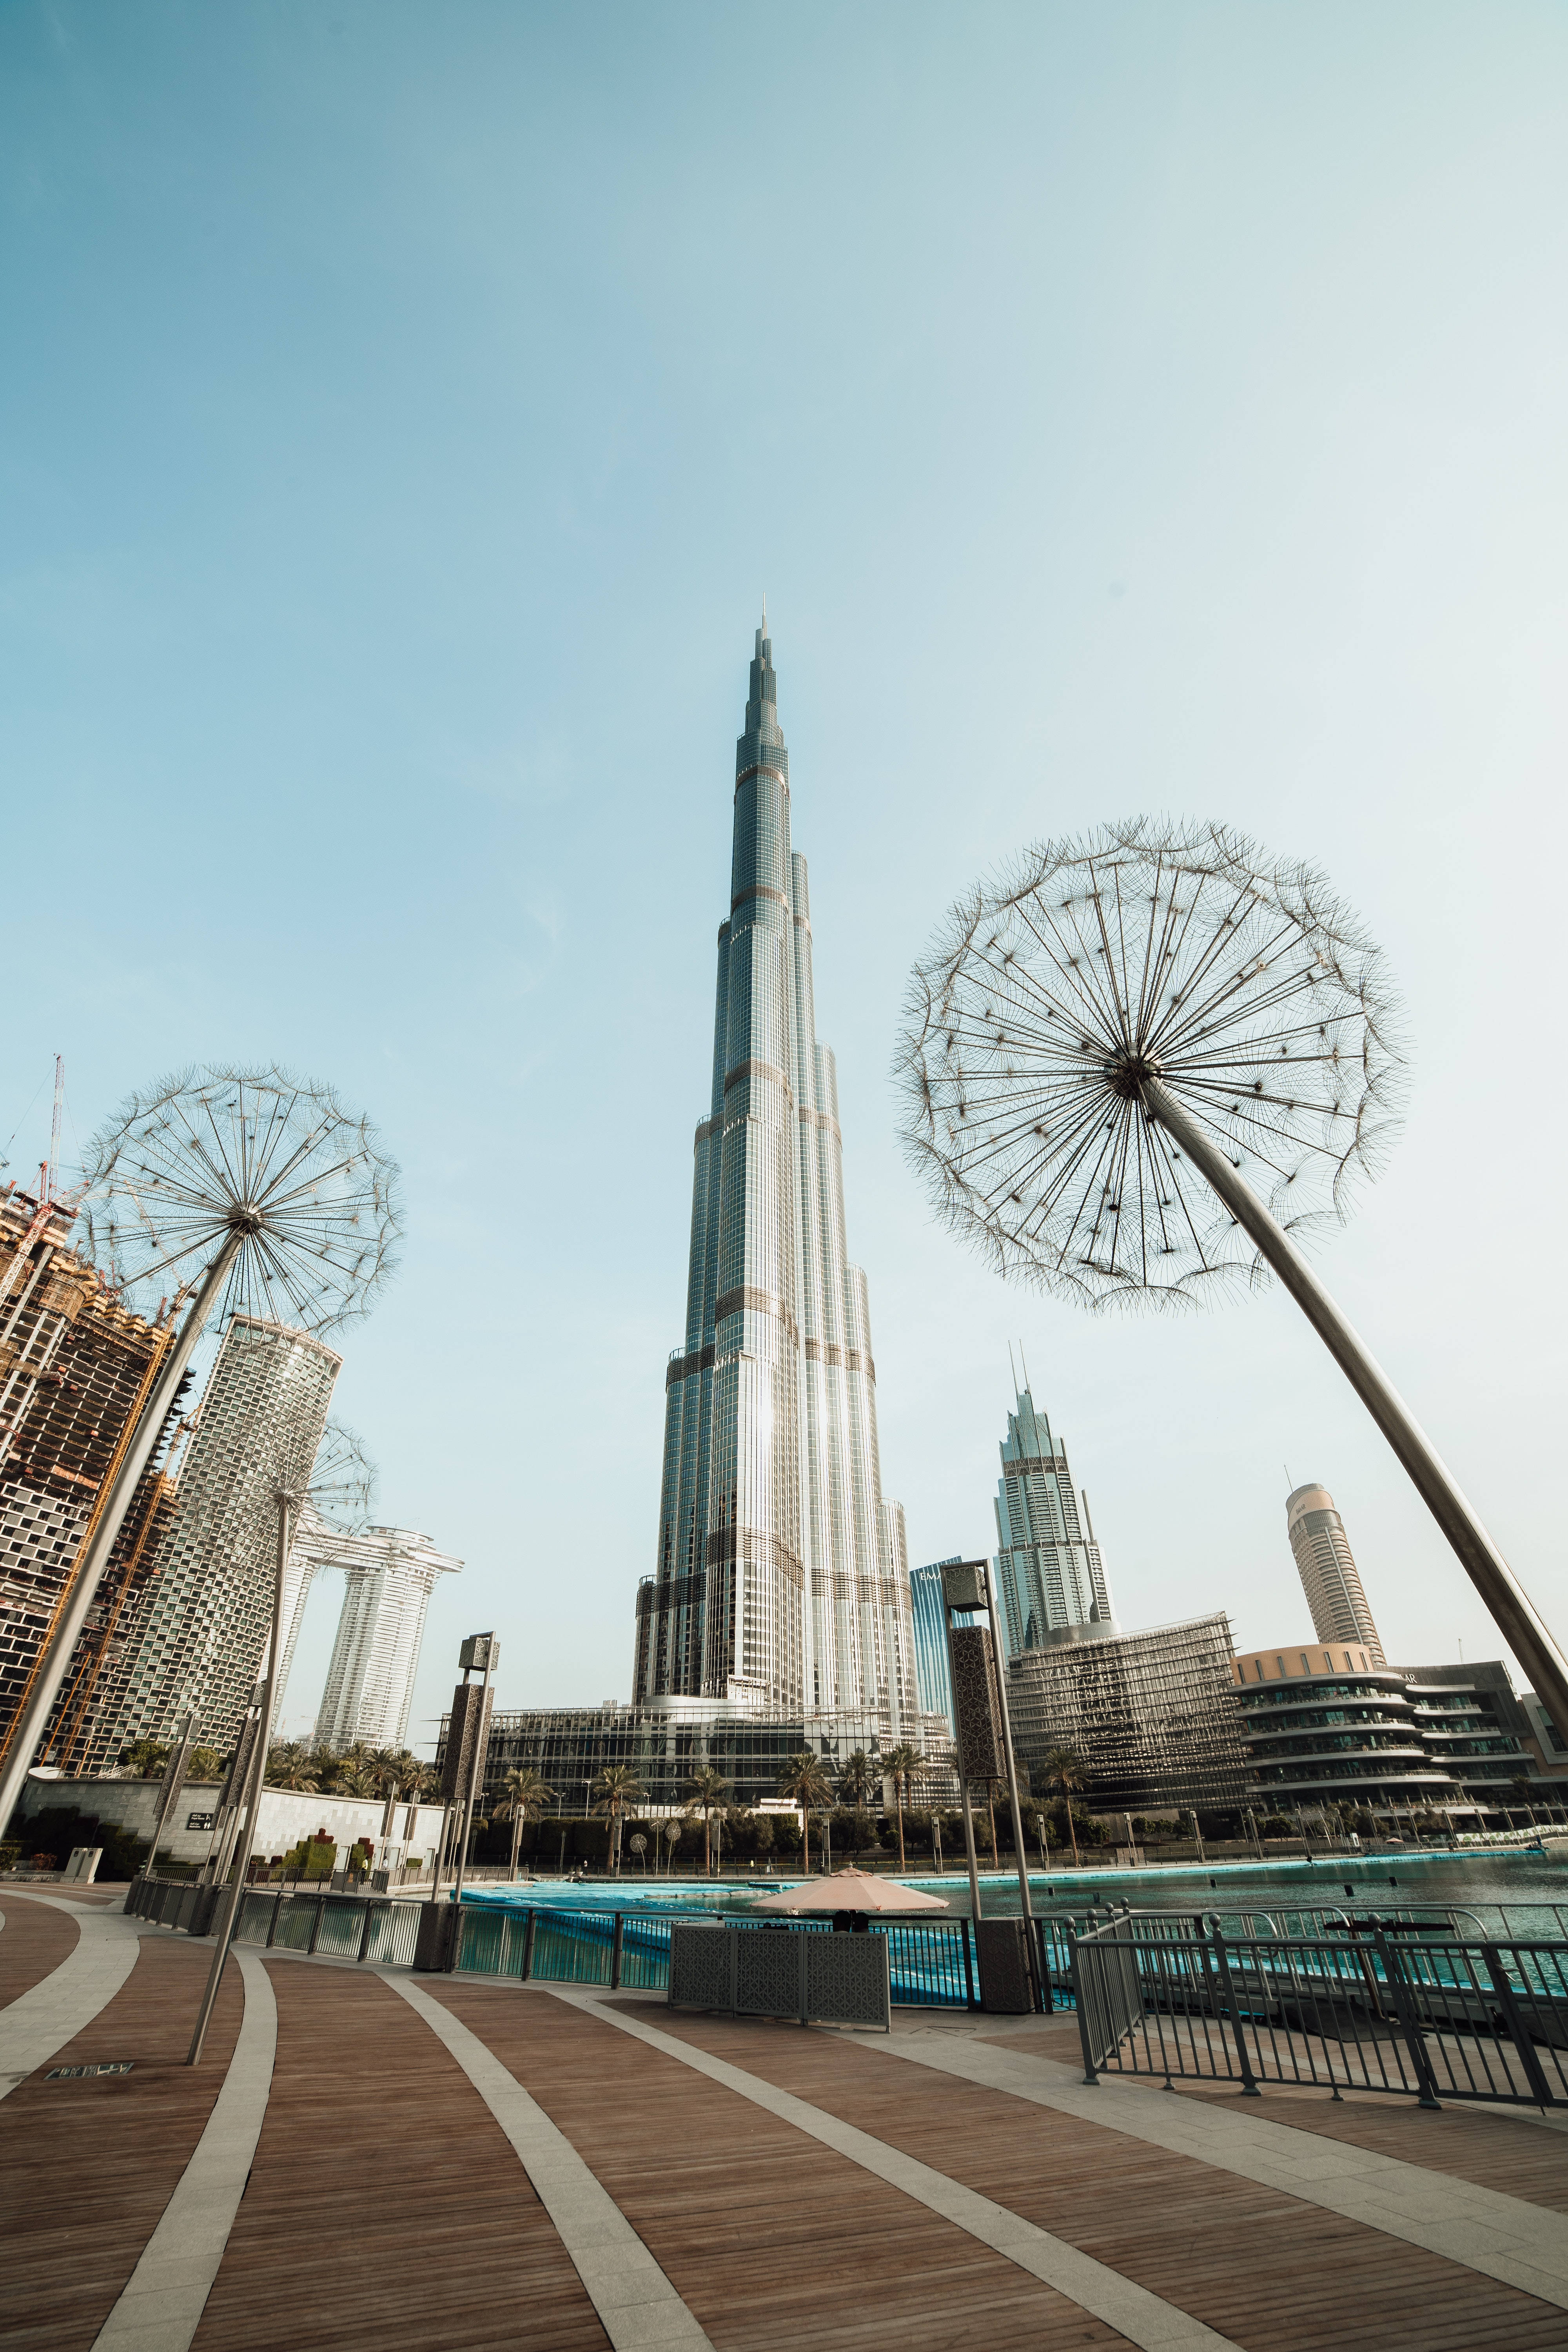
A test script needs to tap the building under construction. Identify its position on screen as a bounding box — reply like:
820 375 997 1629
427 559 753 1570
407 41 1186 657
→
0 1185 181 1791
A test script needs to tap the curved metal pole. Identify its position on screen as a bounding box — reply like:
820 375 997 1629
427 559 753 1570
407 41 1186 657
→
0 1228 244 1841
188 1486 294 2065
1142 1076 1568 1742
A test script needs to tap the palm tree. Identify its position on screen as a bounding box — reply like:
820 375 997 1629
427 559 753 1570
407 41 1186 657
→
494 1766 555 1877
119 1737 170 1780
591 1764 646 1873
682 1765 733 1874
777 1751 835 1874
1039 1748 1086 1867
884 1743 921 1869
837 1749 875 1806
335 1759 380 1800
265 1740 320 1792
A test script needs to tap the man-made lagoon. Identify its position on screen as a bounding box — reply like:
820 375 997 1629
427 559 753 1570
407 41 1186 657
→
463 1843 1568 1939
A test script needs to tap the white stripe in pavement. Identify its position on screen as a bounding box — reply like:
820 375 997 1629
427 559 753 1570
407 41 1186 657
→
90 1947 277 2352
549 1989 1237 2352
0 1899 142 2098
873 2023 1568 2312
387 1973 714 2352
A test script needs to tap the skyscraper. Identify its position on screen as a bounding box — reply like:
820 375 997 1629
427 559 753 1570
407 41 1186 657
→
633 619 916 1732
993 1386 1116 1660
909 1557 960 1726
282 1516 461 1750
80 1314 340 1765
1286 1483 1385 1664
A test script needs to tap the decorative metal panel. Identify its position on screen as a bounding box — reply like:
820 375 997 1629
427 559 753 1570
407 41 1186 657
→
950 1624 1002 1780
975 1918 1032 2014
805 1934 891 2029
735 1929 803 2019
669 1922 733 2012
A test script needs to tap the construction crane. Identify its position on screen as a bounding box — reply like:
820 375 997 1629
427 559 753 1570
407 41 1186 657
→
0 1056 79 1306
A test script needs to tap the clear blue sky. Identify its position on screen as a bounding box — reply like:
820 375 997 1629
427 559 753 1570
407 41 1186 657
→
4 3 1565 1749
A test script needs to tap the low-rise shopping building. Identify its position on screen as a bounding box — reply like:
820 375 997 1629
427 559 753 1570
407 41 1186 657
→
1230 1644 1558 1819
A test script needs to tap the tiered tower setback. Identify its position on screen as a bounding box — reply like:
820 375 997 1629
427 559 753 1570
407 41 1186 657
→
634 621 916 1730
993 1386 1116 1660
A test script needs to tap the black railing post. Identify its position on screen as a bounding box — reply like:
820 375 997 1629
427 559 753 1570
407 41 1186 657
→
357 1900 377 1964
308 1890 327 1956
1067 1925 1099 2084
960 1916 977 2011
1372 1927 1442 2109
1481 1944 1557 2108
266 1891 283 1948
521 1908 536 1982
1204 1915 1260 2094
612 1911 624 1991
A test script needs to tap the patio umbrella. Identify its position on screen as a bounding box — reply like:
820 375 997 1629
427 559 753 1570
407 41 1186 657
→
751 1866 949 1914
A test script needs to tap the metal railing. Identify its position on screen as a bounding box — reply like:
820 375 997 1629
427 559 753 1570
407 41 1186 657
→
230 1886 425 1964
219 1887 982 2005
447 1903 979 2005
1069 1912 1568 2107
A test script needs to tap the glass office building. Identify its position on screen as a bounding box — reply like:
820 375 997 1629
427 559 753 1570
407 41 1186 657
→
909 1559 959 1727
1006 1611 1248 1814
633 619 917 1736
470 1703 956 1817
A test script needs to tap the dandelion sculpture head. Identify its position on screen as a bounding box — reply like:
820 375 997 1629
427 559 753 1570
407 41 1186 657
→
80 1064 401 1332
896 818 1405 1309
298 1416 377 1523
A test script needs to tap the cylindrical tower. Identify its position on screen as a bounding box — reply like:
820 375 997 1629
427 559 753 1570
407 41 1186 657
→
1286 1482 1386 1665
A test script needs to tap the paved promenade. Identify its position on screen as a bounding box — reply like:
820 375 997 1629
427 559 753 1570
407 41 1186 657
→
4 1887 1568 2351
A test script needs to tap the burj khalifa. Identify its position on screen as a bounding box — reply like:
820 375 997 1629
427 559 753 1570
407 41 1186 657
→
633 619 916 1734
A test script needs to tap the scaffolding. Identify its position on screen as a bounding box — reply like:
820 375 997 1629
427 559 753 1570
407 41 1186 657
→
0 1187 179 1780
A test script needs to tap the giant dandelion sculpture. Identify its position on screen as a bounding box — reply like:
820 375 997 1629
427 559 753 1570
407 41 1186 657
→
897 816 1568 1737
0 1065 400 1836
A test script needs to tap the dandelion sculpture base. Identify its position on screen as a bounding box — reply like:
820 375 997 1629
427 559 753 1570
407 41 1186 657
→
897 818 1568 1740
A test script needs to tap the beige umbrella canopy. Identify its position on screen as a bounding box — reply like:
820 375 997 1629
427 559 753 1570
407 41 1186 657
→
751 1867 949 1915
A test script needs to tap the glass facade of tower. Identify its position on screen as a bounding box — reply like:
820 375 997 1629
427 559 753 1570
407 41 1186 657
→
1007 1612 1248 1814
633 625 916 1733
993 1387 1115 1661
909 1558 959 1726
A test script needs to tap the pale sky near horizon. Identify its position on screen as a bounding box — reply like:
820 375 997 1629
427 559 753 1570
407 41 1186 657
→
3 3 1566 1752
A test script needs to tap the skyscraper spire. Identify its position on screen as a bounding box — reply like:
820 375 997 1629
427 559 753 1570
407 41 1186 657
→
633 621 916 1730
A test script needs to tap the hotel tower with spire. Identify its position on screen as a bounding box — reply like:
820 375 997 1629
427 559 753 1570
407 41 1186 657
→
633 619 916 1734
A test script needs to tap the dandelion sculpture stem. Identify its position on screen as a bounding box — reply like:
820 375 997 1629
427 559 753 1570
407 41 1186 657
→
898 818 1568 1740
187 1418 376 2065
1140 1075 1568 1742
0 1066 399 1841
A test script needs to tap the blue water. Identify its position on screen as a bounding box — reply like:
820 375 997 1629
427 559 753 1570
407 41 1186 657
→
463 1846 1568 1937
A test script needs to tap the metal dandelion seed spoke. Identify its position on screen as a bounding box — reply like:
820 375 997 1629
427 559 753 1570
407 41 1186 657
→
80 1064 402 1332
896 818 1403 1310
